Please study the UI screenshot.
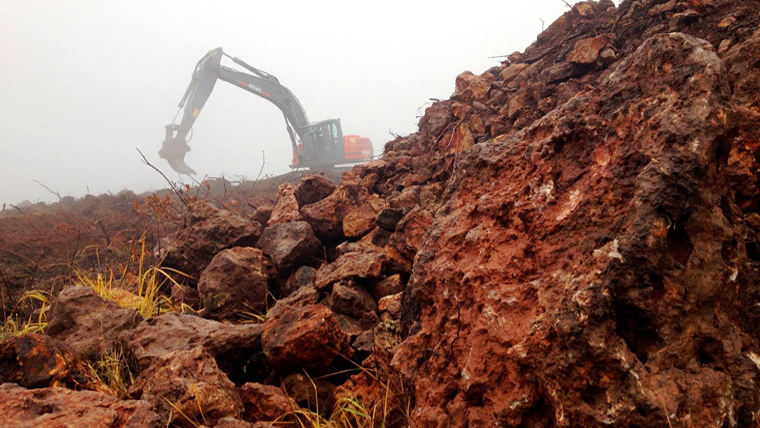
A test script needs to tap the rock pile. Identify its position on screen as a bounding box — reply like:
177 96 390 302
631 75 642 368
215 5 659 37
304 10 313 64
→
4 0 760 427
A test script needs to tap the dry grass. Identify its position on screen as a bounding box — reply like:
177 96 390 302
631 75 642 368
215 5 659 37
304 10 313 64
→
72 234 193 318
0 290 50 340
88 346 134 398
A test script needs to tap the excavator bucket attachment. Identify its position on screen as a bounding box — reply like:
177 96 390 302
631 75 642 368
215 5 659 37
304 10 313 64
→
159 135 196 175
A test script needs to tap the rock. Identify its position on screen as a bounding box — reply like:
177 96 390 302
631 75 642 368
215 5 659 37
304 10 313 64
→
240 383 299 423
300 172 366 242
251 204 273 227
368 274 405 300
0 334 104 391
282 372 337 413
256 221 322 274
314 250 390 290
452 71 494 103
567 35 610 65
268 184 302 226
261 304 350 371
331 281 377 318
159 201 262 278
216 417 276 428
378 292 402 319
648 0 676 16
375 208 407 232
265 285 320 321
295 174 336 207
500 63 529 83
342 194 387 239
387 185 420 209
388 207 433 261
197 247 271 319
395 33 758 427
282 266 317 297
122 312 265 383
129 346 242 428
46 286 143 361
0 383 163 428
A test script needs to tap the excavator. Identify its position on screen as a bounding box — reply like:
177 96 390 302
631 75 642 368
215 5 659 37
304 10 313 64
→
159 47 373 174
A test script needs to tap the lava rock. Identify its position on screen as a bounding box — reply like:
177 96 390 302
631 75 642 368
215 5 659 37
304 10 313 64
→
158 201 262 278
0 383 162 428
282 266 317 298
256 221 322 274
197 247 271 319
331 281 377 318
241 383 300 423
268 183 302 226
296 174 336 207
261 304 350 371
128 346 242 428
46 286 143 361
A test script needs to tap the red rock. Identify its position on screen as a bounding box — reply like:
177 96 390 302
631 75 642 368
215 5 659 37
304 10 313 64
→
501 63 529 83
394 33 757 427
240 383 299 423
268 183 302 226
388 207 433 261
158 201 262 278
282 265 317 297
0 383 162 428
300 171 370 242
295 174 336 207
261 304 350 371
128 346 242 428
331 281 377 318
264 285 320 321
122 312 264 383
368 274 405 300
342 193 386 239
46 286 143 361
378 292 402 319
567 35 610 65
452 71 494 103
256 221 321 274
197 247 271 319
0 334 105 391
314 250 390 290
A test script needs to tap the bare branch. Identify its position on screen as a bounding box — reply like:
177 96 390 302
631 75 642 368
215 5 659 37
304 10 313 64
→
136 148 188 206
33 180 62 202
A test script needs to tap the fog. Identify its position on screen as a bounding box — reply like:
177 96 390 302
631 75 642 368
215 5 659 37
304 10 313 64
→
0 0 570 205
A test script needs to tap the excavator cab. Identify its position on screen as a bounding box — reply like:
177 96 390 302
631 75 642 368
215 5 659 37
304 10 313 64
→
297 119 344 167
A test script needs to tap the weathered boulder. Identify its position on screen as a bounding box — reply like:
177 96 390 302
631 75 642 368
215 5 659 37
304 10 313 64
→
268 183 302 226
264 285 320 321
121 312 264 383
387 207 433 262
256 221 321 274
567 35 611 65
159 201 262 278
375 207 407 232
282 266 317 298
240 382 299 423
262 304 350 371
295 173 336 207
0 334 105 391
197 247 271 319
46 286 143 361
395 33 760 427
451 70 494 103
300 171 384 242
314 250 391 290
0 383 162 428
331 281 377 319
128 346 242 428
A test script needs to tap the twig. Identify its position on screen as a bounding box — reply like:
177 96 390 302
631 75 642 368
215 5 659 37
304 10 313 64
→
246 151 267 194
94 220 111 247
561 0 572 8
136 148 189 206
33 179 62 202
9 204 25 215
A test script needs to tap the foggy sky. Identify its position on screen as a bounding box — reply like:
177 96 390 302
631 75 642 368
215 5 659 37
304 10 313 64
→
0 0 571 205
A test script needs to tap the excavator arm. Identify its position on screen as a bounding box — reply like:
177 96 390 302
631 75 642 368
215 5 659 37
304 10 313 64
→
160 47 311 174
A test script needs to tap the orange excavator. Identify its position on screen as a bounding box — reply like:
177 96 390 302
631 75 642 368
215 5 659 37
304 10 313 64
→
160 47 373 174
